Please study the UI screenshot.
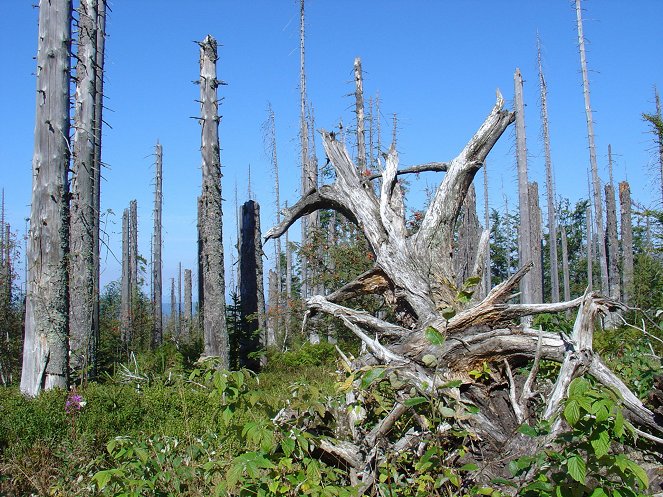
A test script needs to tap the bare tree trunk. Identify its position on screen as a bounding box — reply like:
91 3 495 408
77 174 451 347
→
655 87 663 206
21 0 72 396
69 0 98 380
152 142 163 347
299 0 310 303
198 35 228 363
605 184 620 302
177 262 182 336
586 206 593 291
576 0 608 295
483 163 492 295
354 57 367 173
618 182 633 306
538 38 559 303
120 209 131 346
454 185 481 287
285 201 292 348
170 277 176 336
196 196 204 330
514 68 533 307
129 200 138 296
267 269 278 347
91 1 106 376
266 104 282 298
239 200 265 370
528 182 544 303
184 268 192 336
560 226 571 302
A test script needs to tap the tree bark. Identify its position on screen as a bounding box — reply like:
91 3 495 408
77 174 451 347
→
170 277 176 336
129 199 138 298
576 0 608 296
453 184 481 288
21 0 72 397
91 0 106 377
239 200 265 370
560 226 571 302
299 0 311 303
196 196 204 331
483 163 492 296
618 181 633 306
354 57 367 173
538 39 559 303
528 182 543 304
184 268 192 336
604 182 620 302
152 142 163 347
198 35 228 363
267 269 278 347
514 69 533 308
586 206 593 291
69 0 97 379
120 209 131 346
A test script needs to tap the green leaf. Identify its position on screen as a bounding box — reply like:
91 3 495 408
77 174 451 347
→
404 396 428 407
625 460 649 488
613 409 625 438
425 327 445 345
281 437 295 457
92 470 114 490
564 399 581 426
441 307 456 320
459 463 478 471
361 367 385 388
566 455 586 484
464 275 482 287
438 405 456 417
590 429 610 458
588 488 609 497
440 379 463 389
517 423 538 438
134 447 149 465
568 377 590 398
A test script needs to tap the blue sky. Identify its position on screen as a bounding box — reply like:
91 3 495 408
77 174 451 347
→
1 0 661 296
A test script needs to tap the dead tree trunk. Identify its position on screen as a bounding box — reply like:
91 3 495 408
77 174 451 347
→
267 270 278 347
538 38 559 302
170 277 176 336
184 268 192 336
560 226 571 302
299 0 310 302
198 35 228 363
91 0 106 374
528 182 544 303
483 163 492 295
619 181 633 306
69 0 98 379
354 57 367 173
21 0 72 396
266 80 662 488
196 196 204 331
604 182 620 303
177 262 182 336
586 206 593 291
129 200 138 298
514 69 533 308
576 0 609 296
453 184 482 288
152 142 163 347
120 209 131 346
266 104 282 299
239 200 265 370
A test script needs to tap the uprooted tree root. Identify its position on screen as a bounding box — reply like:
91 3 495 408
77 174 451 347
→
266 90 663 494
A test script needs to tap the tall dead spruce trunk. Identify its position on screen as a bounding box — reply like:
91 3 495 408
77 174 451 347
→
21 0 72 396
198 35 228 364
266 81 663 490
152 142 163 347
70 0 98 378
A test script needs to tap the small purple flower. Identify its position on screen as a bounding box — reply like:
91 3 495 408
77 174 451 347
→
65 390 85 415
